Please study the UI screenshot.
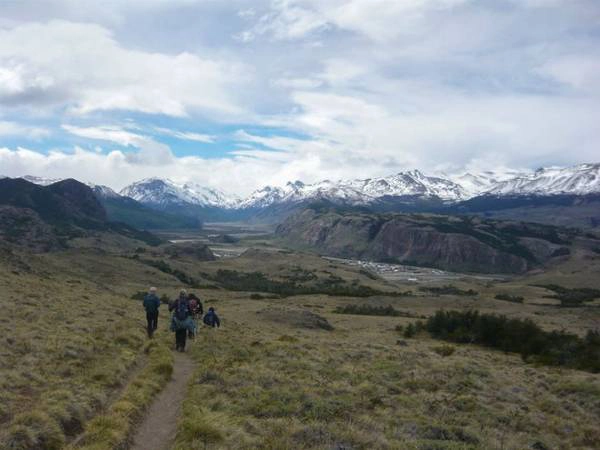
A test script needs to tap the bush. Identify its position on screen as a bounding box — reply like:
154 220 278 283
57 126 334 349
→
333 304 402 317
551 247 571 257
432 345 455 357
419 285 478 296
403 323 417 338
207 269 412 298
130 291 146 301
534 284 600 307
135 258 201 287
494 293 524 303
415 310 600 372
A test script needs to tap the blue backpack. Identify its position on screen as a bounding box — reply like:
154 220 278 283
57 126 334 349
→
203 312 215 326
175 298 189 321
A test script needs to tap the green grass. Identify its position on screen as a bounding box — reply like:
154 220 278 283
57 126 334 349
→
72 338 173 450
415 310 600 372
494 293 524 303
174 303 600 449
533 284 600 306
333 304 415 317
2 230 600 450
419 285 478 296
0 246 180 449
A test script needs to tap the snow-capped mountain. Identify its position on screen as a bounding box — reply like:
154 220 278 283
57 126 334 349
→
11 175 121 199
120 178 239 209
11 163 600 217
238 170 468 209
450 169 529 197
88 183 121 199
485 163 600 196
22 175 63 186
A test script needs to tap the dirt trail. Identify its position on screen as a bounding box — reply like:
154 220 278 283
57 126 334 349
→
130 352 195 450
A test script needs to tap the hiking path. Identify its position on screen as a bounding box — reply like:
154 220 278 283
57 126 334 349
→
130 351 195 450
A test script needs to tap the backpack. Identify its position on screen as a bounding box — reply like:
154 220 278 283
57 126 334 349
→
189 299 202 315
203 312 214 327
175 298 189 321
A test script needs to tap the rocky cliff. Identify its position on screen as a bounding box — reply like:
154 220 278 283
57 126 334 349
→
276 208 572 274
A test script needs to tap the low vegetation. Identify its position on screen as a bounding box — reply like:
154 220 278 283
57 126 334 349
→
534 284 600 306
207 269 410 298
134 257 201 287
419 285 478 296
333 304 419 317
175 302 600 449
72 339 173 450
494 293 524 303
413 310 600 372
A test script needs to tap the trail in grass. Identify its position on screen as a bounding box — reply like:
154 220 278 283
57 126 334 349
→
130 351 195 450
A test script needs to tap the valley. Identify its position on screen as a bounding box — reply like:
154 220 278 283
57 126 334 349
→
0 176 599 449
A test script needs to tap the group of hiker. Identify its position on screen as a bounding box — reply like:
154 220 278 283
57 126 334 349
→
142 287 220 352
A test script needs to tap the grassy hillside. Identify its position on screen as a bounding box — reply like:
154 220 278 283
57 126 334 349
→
101 196 201 230
174 293 600 449
1 227 599 449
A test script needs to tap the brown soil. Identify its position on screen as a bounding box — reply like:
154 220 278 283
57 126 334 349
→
130 351 195 450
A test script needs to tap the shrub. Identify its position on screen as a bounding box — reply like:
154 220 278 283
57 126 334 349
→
414 310 600 372
419 285 478 296
403 323 417 338
136 258 201 287
534 284 600 307
494 293 524 303
432 345 455 357
551 247 571 257
207 269 412 298
333 304 402 316
130 291 146 301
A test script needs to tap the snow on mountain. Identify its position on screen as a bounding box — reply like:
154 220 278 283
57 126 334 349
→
119 178 239 209
87 183 121 199
450 169 529 197
22 175 63 186
485 163 600 196
239 170 468 209
14 175 121 199
9 163 600 213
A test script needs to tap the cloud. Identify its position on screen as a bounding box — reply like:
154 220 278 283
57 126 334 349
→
0 0 599 193
0 20 248 117
62 124 174 165
0 120 50 140
154 127 216 143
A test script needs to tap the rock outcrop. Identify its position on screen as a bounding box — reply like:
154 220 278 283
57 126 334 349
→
275 208 571 274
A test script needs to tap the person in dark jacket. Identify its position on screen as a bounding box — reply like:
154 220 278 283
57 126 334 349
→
203 307 221 328
187 293 203 339
143 287 161 338
169 289 192 351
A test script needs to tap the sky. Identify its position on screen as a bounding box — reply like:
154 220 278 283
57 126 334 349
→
0 0 599 194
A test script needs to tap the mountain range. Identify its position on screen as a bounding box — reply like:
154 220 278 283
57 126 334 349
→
117 163 600 209
3 162 599 227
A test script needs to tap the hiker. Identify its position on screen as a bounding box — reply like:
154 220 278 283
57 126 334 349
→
169 289 195 351
143 287 161 338
188 293 204 320
187 293 203 339
203 306 221 328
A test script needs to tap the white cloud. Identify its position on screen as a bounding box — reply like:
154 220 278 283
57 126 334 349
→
0 0 599 192
0 20 248 117
0 120 50 140
154 127 216 143
61 124 174 165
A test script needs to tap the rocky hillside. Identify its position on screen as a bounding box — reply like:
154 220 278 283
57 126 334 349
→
276 207 574 274
0 178 160 249
0 178 107 225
